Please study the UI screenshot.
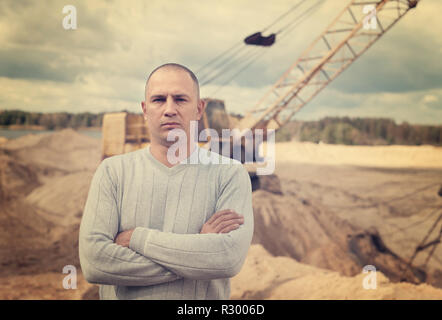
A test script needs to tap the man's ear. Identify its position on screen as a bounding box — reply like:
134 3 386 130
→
196 99 206 120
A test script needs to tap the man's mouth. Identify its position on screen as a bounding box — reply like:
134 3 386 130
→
161 122 181 128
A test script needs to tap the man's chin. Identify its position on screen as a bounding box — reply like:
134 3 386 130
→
161 127 187 137
160 134 189 145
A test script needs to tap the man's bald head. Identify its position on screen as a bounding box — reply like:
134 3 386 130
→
145 63 200 100
141 63 206 151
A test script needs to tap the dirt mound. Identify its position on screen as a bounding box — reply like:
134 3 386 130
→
251 189 430 284
1 133 47 150
2 129 101 181
0 128 100 202
0 272 93 300
231 244 442 299
0 150 40 200
0 129 101 277
25 171 94 227
252 189 360 275
0 198 57 275
273 161 442 289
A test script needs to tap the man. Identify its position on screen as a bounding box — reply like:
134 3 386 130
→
79 63 254 299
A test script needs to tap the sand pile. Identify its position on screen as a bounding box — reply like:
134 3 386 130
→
0 272 92 300
0 150 40 200
1 129 100 183
1 133 48 151
231 244 442 299
25 171 94 227
0 129 101 278
268 141 442 169
273 160 442 289
251 190 359 275
251 189 427 284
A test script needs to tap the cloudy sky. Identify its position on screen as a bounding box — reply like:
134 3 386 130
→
0 0 441 125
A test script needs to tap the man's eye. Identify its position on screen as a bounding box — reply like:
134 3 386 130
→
176 98 186 102
153 98 165 102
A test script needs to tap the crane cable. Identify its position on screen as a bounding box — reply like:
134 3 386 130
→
198 0 316 86
205 0 325 96
196 0 308 78
261 0 309 33
200 46 254 86
198 0 325 91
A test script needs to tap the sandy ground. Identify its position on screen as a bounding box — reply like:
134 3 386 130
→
231 244 442 299
0 130 441 299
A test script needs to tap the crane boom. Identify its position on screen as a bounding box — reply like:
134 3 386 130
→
238 0 419 132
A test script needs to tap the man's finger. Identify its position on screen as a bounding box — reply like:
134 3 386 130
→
213 217 244 233
206 209 233 224
211 212 242 228
206 209 236 224
218 224 240 234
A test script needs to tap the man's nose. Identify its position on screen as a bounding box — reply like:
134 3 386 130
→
164 96 178 117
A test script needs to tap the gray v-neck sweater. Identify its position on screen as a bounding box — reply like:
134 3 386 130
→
79 145 254 299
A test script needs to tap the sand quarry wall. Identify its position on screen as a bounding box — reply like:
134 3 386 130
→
0 129 441 299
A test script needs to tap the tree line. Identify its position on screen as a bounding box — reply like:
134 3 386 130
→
276 116 442 146
0 110 104 130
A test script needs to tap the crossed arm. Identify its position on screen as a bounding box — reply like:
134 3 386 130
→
115 209 243 246
79 160 253 286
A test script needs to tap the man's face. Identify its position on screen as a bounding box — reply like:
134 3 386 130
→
141 67 205 147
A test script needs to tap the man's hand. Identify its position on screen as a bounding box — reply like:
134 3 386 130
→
114 229 134 247
200 209 244 234
115 210 243 244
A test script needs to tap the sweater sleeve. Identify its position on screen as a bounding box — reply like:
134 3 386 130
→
128 162 254 280
79 159 181 286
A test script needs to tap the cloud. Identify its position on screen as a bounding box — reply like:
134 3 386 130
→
0 47 81 82
0 0 119 51
0 0 440 126
421 93 441 112
295 87 442 125
422 94 438 104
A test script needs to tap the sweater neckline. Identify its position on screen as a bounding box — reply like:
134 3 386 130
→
145 144 199 176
